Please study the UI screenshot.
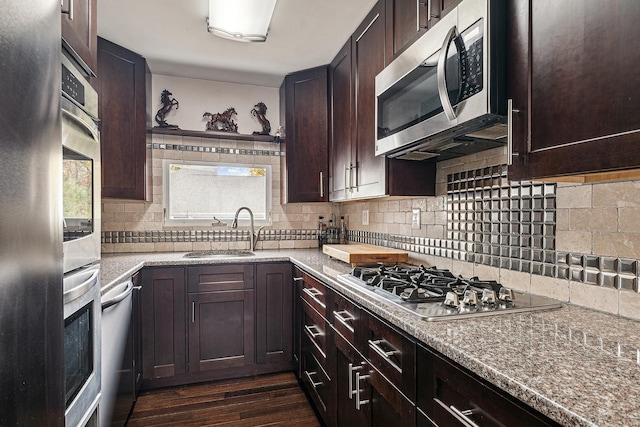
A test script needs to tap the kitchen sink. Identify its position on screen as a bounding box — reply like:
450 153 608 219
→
183 250 255 258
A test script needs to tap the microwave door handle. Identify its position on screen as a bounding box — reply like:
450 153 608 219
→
437 25 458 121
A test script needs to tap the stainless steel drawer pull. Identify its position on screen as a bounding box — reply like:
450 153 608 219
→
449 405 481 427
304 370 323 389
302 287 326 308
368 339 399 359
355 372 369 410
333 310 355 332
304 324 323 339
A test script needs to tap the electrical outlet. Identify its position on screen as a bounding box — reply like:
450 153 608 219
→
412 208 421 229
362 209 369 226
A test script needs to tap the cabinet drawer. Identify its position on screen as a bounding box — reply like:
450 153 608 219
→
364 311 415 402
301 347 332 424
302 299 328 359
187 264 254 293
417 345 559 427
296 269 328 316
330 288 362 348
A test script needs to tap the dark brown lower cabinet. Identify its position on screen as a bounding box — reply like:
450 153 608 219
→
417 344 560 427
188 289 255 373
333 330 415 427
256 263 293 365
140 267 186 381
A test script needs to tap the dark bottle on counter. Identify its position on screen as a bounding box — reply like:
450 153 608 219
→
318 216 325 248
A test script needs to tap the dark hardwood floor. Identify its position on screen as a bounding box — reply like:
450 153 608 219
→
127 372 321 427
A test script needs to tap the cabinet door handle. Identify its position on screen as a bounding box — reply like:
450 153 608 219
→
344 164 349 194
304 370 323 389
333 310 355 332
293 277 304 282
507 99 521 166
354 372 370 410
61 0 74 20
347 362 363 399
302 287 326 308
191 301 195 323
319 171 324 198
449 404 481 427
304 324 323 339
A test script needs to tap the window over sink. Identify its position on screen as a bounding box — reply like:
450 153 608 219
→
163 160 272 226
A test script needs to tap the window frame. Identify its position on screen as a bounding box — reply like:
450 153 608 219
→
162 159 272 227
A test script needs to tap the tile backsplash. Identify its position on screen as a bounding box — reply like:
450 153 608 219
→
102 140 640 320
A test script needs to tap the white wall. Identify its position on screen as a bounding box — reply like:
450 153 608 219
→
151 75 280 135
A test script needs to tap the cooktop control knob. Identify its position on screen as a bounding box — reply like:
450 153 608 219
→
444 291 460 307
481 289 497 305
462 290 479 306
499 288 515 302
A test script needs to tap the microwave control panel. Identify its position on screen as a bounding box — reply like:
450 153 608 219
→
459 20 484 102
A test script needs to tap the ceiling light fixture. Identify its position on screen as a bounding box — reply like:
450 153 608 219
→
207 0 278 43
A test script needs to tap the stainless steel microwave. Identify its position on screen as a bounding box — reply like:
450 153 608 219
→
375 0 507 161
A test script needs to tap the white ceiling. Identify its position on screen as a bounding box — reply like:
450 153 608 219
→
97 0 378 88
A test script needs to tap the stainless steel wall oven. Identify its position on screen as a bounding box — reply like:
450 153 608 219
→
64 264 101 427
61 53 101 275
61 52 102 427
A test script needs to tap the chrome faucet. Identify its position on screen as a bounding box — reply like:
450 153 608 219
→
231 207 257 252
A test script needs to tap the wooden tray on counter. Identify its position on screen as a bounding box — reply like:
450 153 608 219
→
322 244 408 266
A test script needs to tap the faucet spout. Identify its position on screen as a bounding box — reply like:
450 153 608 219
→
231 207 255 252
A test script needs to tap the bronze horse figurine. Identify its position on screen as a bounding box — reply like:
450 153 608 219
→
250 102 271 135
203 107 238 133
154 89 180 129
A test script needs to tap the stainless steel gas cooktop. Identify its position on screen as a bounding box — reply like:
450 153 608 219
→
337 265 562 321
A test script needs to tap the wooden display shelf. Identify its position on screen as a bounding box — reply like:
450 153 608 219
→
150 127 279 143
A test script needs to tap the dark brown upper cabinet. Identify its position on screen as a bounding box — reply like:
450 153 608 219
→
61 0 97 76
508 0 640 183
97 38 152 201
385 0 427 59
280 66 329 203
329 0 436 202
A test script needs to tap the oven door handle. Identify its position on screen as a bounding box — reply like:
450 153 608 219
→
62 99 100 142
63 268 99 304
101 280 134 310
436 25 459 121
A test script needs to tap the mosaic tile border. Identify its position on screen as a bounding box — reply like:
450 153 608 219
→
150 142 283 157
102 229 319 244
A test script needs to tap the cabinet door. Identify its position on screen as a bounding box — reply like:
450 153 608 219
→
140 267 186 380
97 37 152 201
334 333 370 427
61 0 97 75
329 40 355 202
508 0 640 181
385 0 429 59
256 263 293 365
352 0 388 199
282 66 329 203
188 290 255 373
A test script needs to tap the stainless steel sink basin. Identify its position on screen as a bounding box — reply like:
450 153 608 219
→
184 250 255 259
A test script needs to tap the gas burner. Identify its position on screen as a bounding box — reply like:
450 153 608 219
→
340 264 563 321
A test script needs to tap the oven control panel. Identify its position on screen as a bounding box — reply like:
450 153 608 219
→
62 63 85 106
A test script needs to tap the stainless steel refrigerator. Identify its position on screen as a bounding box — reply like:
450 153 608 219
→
0 1 65 425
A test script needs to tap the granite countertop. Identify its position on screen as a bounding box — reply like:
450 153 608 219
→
100 249 640 427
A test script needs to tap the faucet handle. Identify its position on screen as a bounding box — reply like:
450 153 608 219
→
212 216 227 227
